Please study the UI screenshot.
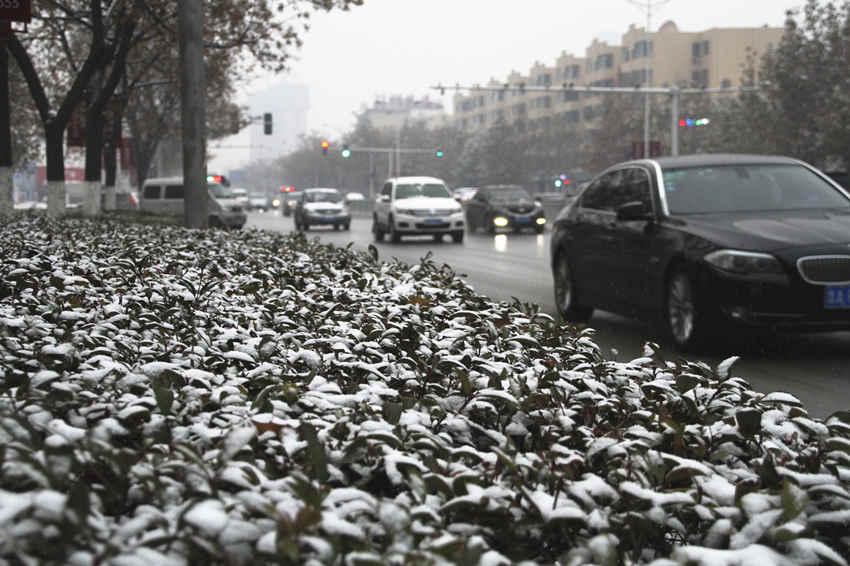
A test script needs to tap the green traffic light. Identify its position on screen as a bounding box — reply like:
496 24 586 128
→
341 148 352 159
435 149 445 159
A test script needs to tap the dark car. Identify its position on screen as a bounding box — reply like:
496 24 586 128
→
466 185 546 234
294 188 351 231
550 154 850 350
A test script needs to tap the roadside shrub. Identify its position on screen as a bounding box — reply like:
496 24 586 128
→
0 216 848 565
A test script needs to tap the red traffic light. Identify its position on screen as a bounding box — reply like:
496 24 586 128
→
280 185 295 193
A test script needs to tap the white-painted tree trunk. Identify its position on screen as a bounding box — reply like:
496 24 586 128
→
103 184 116 211
0 166 12 215
82 180 102 216
47 180 66 217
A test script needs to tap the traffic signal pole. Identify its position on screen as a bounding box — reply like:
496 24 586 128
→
434 83 755 157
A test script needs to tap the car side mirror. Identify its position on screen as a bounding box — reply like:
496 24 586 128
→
378 195 390 203
616 201 652 222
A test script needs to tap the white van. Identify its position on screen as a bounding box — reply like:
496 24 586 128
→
140 176 247 229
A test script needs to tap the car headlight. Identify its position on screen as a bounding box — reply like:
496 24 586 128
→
272 199 280 207
704 250 785 275
493 216 509 228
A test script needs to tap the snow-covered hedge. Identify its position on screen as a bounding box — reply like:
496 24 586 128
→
1 216 849 565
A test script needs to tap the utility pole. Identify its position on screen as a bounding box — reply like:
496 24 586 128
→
0 42 12 214
628 0 671 158
177 0 208 228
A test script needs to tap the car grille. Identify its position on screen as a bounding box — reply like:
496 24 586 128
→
415 222 450 229
229 206 243 212
314 209 339 215
408 209 454 216
798 256 850 284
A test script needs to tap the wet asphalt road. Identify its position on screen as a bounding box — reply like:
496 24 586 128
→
247 212 850 418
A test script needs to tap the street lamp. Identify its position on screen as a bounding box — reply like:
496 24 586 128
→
627 0 672 158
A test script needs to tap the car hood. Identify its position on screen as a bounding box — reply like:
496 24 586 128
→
304 202 344 212
678 209 850 252
214 197 240 208
394 197 460 211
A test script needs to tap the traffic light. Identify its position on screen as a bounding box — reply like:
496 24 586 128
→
263 113 273 135
435 148 445 159
341 145 352 159
678 117 711 128
321 140 330 156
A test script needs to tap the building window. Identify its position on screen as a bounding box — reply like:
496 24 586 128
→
692 40 710 58
633 40 652 59
691 69 709 88
537 73 552 87
562 91 579 102
721 78 732 89
583 106 595 120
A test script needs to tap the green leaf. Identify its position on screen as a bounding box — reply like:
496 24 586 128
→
736 408 762 437
382 402 402 425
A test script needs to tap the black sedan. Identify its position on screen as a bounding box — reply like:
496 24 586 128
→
465 185 546 234
550 154 850 350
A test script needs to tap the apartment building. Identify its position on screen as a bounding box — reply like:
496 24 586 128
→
363 95 447 132
454 21 782 132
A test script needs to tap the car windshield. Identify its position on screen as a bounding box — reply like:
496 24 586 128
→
395 183 450 199
662 164 850 214
486 187 532 203
208 184 234 199
305 190 342 203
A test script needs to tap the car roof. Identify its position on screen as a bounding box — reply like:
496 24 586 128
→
390 176 446 184
303 187 340 192
645 154 802 169
482 184 525 190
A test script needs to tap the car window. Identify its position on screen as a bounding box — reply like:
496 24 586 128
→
305 190 342 203
208 184 234 199
143 185 161 200
620 168 653 211
662 164 850 214
164 185 184 199
580 170 624 212
381 183 392 197
486 186 532 203
394 183 451 199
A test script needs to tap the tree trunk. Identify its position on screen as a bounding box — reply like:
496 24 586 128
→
103 102 122 211
45 124 66 217
178 0 208 229
0 45 12 215
83 72 104 217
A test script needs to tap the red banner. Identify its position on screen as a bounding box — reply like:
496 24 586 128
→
36 166 85 185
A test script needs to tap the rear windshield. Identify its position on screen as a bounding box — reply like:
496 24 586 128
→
395 183 450 199
662 164 850 214
209 184 234 199
305 190 342 203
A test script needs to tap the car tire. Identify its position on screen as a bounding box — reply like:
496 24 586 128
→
665 266 714 352
388 215 401 243
372 215 385 242
553 251 593 323
452 231 464 244
343 223 350 231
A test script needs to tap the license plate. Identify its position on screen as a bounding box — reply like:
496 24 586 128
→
424 218 443 225
825 285 850 309
515 215 530 224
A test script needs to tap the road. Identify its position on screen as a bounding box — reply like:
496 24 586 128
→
248 212 850 418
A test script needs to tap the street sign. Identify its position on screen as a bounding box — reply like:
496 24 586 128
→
0 0 32 23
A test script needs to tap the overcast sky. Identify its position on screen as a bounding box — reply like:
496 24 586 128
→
212 0 804 172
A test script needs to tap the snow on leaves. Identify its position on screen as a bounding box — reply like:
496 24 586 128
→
0 217 848 564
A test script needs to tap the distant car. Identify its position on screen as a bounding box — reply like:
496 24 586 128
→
140 176 246 229
294 188 351 231
344 192 366 203
231 187 250 210
453 187 478 204
551 154 850 351
465 185 546 234
282 192 300 216
372 177 465 243
248 192 269 212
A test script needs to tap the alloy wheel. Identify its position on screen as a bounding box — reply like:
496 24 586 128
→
668 273 696 345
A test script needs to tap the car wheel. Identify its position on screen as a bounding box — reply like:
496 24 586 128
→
666 267 713 351
452 231 464 244
388 215 401 243
553 251 593 323
343 223 350 231
372 215 385 242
